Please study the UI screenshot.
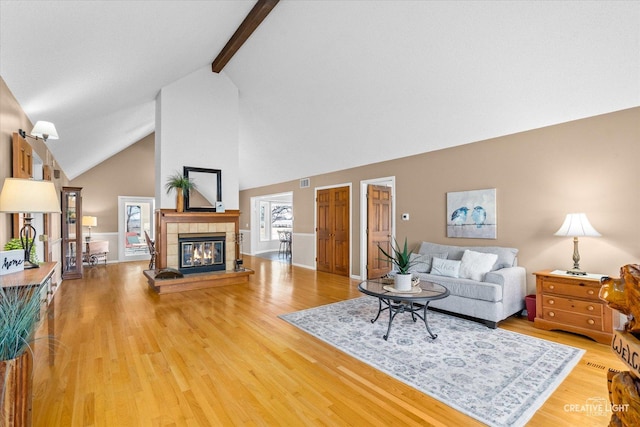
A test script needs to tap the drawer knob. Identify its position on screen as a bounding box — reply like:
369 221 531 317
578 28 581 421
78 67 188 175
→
587 305 594 311
549 285 555 290
549 311 555 317
587 289 595 295
587 319 595 325
548 299 555 305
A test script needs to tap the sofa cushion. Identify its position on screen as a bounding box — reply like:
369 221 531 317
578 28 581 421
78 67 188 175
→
459 250 498 281
418 241 518 270
430 257 461 278
408 252 448 273
416 273 503 302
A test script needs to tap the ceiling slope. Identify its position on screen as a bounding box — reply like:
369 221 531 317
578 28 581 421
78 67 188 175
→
1 1 638 188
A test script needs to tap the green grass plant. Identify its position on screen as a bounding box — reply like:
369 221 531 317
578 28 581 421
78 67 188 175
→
0 280 44 360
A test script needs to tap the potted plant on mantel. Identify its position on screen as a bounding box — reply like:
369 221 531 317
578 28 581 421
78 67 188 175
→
165 172 197 213
0 279 47 426
378 237 417 291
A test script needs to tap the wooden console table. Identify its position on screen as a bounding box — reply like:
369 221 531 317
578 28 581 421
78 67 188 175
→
0 262 58 364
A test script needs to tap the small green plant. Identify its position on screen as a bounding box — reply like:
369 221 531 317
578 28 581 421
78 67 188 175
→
4 238 38 264
164 172 197 195
0 280 45 360
378 237 417 274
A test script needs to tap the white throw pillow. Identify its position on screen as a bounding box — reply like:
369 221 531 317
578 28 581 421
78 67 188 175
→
430 257 461 278
408 252 448 273
459 250 499 281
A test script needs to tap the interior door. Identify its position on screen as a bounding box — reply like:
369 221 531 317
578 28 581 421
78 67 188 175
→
316 186 350 276
316 189 332 273
11 132 33 238
332 187 350 276
367 184 392 279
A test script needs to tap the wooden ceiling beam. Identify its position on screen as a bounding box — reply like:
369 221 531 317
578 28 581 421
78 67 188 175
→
211 0 280 73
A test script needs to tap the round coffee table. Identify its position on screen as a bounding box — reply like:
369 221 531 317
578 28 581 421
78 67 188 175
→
358 278 449 340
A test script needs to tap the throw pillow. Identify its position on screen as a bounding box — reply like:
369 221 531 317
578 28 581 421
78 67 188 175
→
408 252 448 273
459 250 499 281
430 257 461 278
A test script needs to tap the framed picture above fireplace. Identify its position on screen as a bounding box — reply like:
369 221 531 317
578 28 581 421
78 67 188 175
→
183 166 222 212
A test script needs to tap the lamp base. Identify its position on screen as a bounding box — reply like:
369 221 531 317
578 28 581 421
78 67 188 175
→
566 268 587 276
23 260 40 269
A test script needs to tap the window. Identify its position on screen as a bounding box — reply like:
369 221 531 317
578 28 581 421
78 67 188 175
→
260 201 292 241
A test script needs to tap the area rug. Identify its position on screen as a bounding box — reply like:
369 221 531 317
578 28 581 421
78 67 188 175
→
279 297 585 427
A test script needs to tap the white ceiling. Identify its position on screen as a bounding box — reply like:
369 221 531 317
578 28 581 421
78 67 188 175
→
1 1 638 189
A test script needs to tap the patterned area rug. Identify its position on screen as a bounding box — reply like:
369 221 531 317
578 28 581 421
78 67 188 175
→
280 297 585 427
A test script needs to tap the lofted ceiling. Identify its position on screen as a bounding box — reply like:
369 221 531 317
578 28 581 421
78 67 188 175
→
1 1 638 190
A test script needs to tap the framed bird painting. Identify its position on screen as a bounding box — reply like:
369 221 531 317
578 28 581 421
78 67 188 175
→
446 188 497 239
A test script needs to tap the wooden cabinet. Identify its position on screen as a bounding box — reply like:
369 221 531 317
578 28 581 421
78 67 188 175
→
534 270 615 344
316 186 350 276
61 187 83 279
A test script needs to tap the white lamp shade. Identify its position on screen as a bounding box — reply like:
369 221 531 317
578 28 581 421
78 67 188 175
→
82 216 97 227
0 178 61 213
31 121 59 140
554 213 601 237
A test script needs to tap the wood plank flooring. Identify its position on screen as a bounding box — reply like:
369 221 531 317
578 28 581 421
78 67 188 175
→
31 257 627 426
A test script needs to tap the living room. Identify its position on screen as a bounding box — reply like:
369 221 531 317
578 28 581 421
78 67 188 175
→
0 1 639 425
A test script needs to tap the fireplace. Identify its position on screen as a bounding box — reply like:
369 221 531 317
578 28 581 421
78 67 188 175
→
178 232 226 274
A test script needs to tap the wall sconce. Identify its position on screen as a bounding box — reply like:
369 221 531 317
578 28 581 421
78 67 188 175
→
554 213 601 275
0 178 62 269
82 216 97 242
18 121 59 142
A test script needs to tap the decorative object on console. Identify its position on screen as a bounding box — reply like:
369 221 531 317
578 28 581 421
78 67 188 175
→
165 172 197 213
378 237 417 291
554 212 601 275
3 238 37 267
82 216 97 242
183 166 222 212
446 188 496 239
0 178 61 269
599 264 640 426
18 120 59 142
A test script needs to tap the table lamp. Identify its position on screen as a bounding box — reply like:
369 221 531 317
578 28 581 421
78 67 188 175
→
554 213 601 275
82 216 97 242
0 178 61 269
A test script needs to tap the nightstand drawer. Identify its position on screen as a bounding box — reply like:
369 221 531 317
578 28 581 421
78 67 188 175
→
542 295 604 316
541 307 604 331
541 280 600 300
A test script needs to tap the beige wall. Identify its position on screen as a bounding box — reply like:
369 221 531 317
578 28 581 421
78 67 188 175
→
240 107 640 292
0 76 68 278
70 133 155 233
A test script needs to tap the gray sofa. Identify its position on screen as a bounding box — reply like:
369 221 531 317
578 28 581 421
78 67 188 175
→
395 241 526 328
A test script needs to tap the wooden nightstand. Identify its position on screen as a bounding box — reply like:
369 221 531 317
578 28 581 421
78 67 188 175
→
534 269 616 344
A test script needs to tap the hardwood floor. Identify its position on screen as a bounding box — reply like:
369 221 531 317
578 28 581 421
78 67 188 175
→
32 257 626 426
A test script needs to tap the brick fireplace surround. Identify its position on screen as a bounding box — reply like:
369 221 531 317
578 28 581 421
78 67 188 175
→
144 209 253 294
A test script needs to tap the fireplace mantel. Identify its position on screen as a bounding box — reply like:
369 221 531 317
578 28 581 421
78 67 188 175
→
147 209 253 294
155 209 240 271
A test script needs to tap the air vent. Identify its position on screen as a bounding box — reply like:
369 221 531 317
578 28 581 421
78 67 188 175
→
300 178 310 188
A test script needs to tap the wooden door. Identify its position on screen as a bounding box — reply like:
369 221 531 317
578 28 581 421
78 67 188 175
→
12 132 32 179
11 132 34 238
332 187 350 276
367 185 392 279
316 189 332 273
316 186 350 276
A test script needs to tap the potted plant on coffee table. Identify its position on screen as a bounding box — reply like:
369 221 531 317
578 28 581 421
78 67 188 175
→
378 237 417 291
165 172 197 213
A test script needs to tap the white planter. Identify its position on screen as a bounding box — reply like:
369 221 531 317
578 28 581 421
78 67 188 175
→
394 273 412 291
